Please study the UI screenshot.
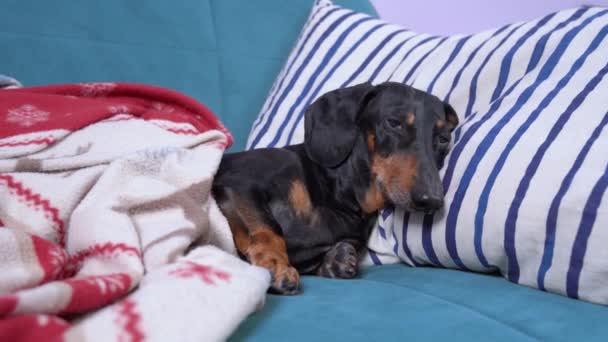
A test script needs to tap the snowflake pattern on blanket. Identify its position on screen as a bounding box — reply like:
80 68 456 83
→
0 83 270 342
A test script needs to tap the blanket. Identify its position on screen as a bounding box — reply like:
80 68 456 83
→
0 83 270 342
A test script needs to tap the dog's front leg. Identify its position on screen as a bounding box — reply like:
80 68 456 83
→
246 226 301 295
316 239 360 279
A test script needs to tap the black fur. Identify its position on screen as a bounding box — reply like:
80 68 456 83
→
212 81 458 293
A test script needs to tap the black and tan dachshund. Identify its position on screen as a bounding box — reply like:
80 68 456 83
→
212 82 458 294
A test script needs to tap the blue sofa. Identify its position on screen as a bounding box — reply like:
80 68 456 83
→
2 1 606 340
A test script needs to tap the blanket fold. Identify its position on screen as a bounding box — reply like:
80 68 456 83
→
0 83 269 342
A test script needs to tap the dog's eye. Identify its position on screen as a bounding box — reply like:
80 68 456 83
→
435 135 451 148
386 118 402 129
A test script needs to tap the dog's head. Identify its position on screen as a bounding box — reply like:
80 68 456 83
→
304 82 458 214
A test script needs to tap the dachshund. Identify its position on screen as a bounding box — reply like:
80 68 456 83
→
212 81 459 294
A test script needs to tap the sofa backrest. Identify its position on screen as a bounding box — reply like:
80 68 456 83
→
0 0 375 150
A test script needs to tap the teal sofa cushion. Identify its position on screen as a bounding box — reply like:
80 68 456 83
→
233 264 608 341
0 0 376 151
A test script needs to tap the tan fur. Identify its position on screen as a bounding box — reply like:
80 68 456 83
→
446 112 459 130
248 226 299 288
363 153 417 213
366 132 375 152
362 133 385 213
435 119 446 130
363 132 418 213
361 183 385 214
248 227 288 264
288 179 312 218
406 112 416 126
375 154 417 193
221 192 299 291
220 203 251 254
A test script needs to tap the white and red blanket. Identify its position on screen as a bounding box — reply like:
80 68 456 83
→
0 83 270 342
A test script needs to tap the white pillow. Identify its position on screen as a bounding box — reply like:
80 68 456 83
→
247 0 608 305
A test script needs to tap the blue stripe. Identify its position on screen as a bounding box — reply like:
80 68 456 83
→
403 37 449 84
472 8 593 269
566 160 608 298
387 36 440 80
443 9 606 195
490 9 587 106
284 26 407 144
401 212 422 266
442 10 608 272
538 111 608 291
285 22 393 144
378 224 387 239
459 35 539 142
458 17 567 141
527 8 589 73
254 5 328 121
505 55 608 283
249 10 357 148
381 207 394 220
484 11 581 114
380 207 400 255
267 16 375 147
444 24 511 104
422 26 508 269
490 12 557 103
368 249 383 265
368 35 417 83
427 35 471 94
249 6 338 137
463 23 524 117
453 110 479 143
392 227 399 255
421 214 443 267
449 11 571 143
340 30 410 88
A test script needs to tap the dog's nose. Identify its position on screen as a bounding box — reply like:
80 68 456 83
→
411 192 444 213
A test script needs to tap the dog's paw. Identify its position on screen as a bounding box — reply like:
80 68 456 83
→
269 265 300 295
317 241 358 279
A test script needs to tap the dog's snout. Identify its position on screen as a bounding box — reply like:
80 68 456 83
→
411 192 444 213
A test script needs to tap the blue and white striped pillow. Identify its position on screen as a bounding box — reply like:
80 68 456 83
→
247 0 608 305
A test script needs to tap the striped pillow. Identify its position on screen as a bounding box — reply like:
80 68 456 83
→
247 0 608 305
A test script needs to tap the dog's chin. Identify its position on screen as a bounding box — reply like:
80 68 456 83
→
384 189 412 210
385 190 440 215
380 183 439 214
378 181 413 210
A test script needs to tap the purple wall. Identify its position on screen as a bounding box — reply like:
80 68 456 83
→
371 0 604 35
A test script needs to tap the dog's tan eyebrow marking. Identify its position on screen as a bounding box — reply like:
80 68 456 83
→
435 119 446 129
366 132 375 152
406 112 416 126
288 179 312 218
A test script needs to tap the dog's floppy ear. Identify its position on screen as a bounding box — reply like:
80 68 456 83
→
304 82 375 167
443 102 459 132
